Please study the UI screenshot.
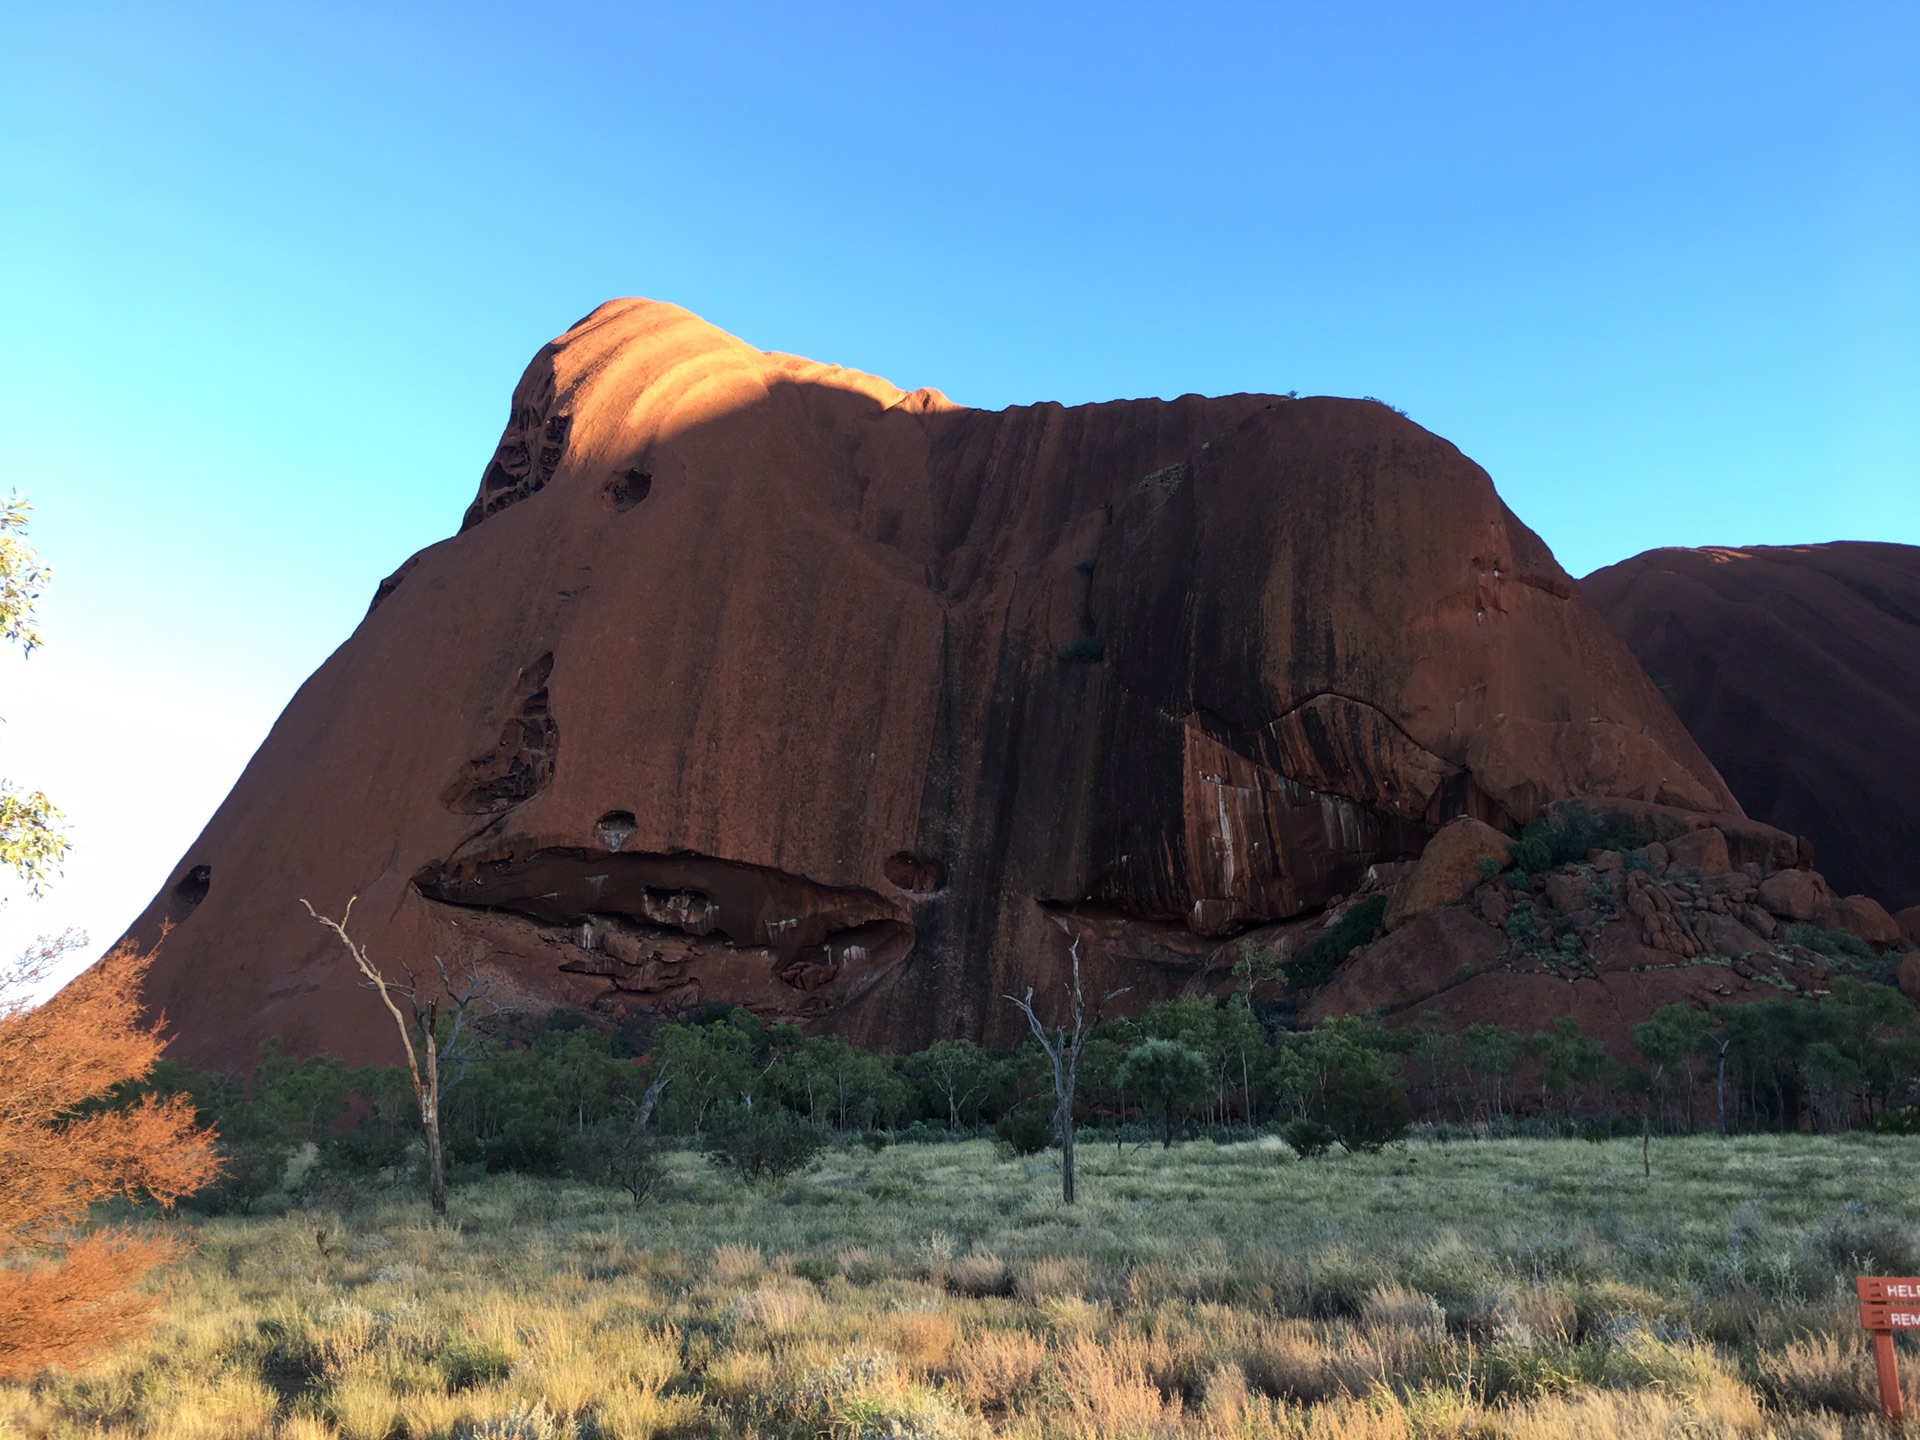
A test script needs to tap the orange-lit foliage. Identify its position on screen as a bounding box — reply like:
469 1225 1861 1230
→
0 940 220 1380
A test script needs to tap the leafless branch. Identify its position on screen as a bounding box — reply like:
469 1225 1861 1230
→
301 897 425 1111
300 897 495 1217
420 949 497 1094
0 927 89 1015
630 1060 673 1132
1004 937 1129 1205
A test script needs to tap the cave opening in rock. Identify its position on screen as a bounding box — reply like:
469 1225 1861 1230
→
163 864 212 927
606 467 653 512
595 810 638 851
413 847 909 957
883 852 944 893
172 864 211 907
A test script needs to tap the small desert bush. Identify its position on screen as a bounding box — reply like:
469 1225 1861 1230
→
1509 800 1650 874
1804 1201 1919 1275
701 1104 826 1185
1783 923 1880 967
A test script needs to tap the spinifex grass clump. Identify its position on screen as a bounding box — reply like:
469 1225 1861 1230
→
7 1132 1920 1437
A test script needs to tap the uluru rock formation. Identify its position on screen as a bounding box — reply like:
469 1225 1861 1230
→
125 299 1757 1071
1583 543 1920 912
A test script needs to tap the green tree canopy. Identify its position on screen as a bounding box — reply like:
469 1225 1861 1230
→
0 494 67 896
1114 1037 1212 1148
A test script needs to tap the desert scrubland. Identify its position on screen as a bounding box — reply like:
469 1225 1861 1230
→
5 1133 1920 1440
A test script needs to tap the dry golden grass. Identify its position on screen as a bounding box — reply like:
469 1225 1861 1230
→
951 1329 1047 1412
1756 1332 1883 1416
730 1282 817 1331
950 1249 1011 1298
1015 1255 1089 1305
707 1242 761 1285
895 1311 960 1372
4 1134 1920 1437
1361 1284 1447 1338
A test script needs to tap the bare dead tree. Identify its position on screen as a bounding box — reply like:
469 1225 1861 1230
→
631 1060 673 1132
301 898 493 1216
615 1060 674 1203
1713 1033 1733 1139
1006 936 1129 1205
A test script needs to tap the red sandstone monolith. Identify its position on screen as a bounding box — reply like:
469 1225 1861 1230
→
120 300 1749 1068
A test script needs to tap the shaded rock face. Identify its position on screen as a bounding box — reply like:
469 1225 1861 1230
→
125 300 1738 1070
1583 543 1920 910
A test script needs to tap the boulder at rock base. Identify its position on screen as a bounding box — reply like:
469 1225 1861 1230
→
1383 818 1514 932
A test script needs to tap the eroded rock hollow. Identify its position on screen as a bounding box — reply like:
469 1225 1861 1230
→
124 300 1747 1069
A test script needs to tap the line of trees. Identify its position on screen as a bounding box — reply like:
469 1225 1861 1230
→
121 963 1920 1215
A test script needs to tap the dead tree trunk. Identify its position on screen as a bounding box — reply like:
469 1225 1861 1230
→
615 1061 673 1203
1714 1036 1732 1138
302 899 489 1218
1007 936 1127 1206
417 998 445 1215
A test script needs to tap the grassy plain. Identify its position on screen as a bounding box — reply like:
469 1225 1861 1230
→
5 1133 1920 1439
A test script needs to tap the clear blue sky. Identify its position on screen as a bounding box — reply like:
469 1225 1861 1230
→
1 2 1916 975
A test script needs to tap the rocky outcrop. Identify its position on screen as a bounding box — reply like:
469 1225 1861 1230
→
1822 895 1902 951
1666 827 1730 877
122 300 1745 1070
1308 827 1912 1055
1899 952 1920 1004
1899 908 1920 950
1756 868 1833 923
1583 543 1920 911
1382 817 1512 932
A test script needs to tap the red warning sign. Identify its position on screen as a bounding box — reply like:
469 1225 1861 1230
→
1857 1277 1915 1420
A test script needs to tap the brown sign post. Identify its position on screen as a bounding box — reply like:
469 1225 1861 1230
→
1857 1277 1920 1421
